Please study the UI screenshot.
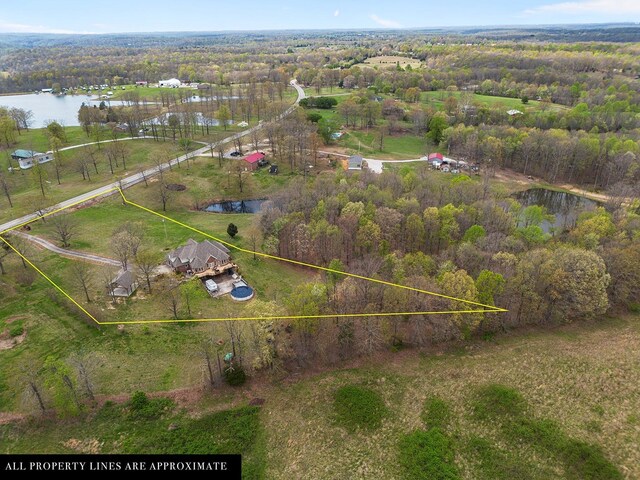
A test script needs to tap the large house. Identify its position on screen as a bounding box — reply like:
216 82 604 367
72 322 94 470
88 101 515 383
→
158 78 181 88
11 150 53 170
167 239 234 277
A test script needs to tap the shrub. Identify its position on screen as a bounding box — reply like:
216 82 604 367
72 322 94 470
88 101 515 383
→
399 429 461 480
472 384 527 421
9 324 24 337
224 366 247 386
227 223 238 238
333 385 388 432
306 112 323 123
127 391 174 420
422 396 451 430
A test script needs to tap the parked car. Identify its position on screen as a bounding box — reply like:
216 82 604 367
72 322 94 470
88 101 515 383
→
269 164 279 175
258 158 268 167
204 279 218 293
230 151 242 157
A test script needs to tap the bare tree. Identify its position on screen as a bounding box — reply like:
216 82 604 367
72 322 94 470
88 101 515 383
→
136 250 158 293
0 173 13 207
52 215 77 248
158 182 171 212
69 351 96 402
71 262 92 303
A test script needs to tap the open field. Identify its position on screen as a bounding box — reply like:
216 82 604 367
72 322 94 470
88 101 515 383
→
421 90 569 113
363 56 422 69
337 130 432 159
1 312 637 479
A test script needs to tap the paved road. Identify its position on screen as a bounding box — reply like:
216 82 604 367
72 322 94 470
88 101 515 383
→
8 230 121 267
318 150 428 174
0 80 305 236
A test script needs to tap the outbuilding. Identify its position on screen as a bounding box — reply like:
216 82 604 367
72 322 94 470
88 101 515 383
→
11 150 53 170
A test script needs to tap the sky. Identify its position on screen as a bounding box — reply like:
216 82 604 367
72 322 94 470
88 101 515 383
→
0 0 638 34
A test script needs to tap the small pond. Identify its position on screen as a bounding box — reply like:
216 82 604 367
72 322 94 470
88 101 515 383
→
514 188 600 232
203 199 266 214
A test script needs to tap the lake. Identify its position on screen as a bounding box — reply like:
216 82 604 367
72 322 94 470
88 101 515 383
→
514 188 599 232
0 93 129 127
203 199 266 213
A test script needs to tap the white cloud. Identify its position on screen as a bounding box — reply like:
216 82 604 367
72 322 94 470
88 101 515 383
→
0 21 95 34
524 0 640 15
334 9 340 17
370 14 402 28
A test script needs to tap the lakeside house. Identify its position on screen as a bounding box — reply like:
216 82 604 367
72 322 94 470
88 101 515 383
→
11 150 54 170
107 269 138 297
158 78 181 88
167 239 235 277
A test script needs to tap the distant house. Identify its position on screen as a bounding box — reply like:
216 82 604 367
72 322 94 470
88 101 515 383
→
108 270 138 297
244 152 265 171
348 155 364 170
167 239 234 277
428 152 444 161
135 81 148 86
11 150 53 170
41 88 53 93
197 83 211 90
158 78 181 88
237 121 249 127
507 109 523 116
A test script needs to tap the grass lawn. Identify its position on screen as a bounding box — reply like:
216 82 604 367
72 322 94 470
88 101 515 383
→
0 399 266 478
421 90 568 113
337 130 430 159
0 138 184 225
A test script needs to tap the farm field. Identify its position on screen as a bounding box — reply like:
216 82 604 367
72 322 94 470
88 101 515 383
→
1 313 637 479
363 55 422 69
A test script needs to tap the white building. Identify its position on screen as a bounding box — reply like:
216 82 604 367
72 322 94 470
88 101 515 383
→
158 78 181 88
11 150 54 170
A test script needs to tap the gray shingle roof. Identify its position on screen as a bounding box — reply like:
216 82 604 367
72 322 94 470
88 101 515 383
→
167 239 231 270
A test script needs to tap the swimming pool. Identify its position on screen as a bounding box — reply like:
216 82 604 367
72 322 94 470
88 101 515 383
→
230 285 254 301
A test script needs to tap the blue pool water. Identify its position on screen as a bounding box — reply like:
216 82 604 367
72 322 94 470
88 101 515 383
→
231 286 254 301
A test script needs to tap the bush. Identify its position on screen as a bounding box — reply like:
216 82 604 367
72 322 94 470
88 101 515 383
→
8 324 24 337
299 96 338 109
472 384 527 421
399 429 461 480
422 396 451 430
306 112 323 123
333 385 388 432
227 223 238 238
224 366 247 386
127 391 174 420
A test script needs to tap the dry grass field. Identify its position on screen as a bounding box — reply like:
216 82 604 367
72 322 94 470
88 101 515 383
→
363 56 422 69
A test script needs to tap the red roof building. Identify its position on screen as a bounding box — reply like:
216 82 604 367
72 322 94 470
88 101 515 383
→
428 152 444 161
244 152 265 170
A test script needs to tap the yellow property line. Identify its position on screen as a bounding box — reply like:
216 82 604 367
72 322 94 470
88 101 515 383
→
0 187 507 326
122 192 506 313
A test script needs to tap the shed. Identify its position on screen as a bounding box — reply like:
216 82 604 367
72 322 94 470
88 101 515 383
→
428 152 444 161
348 155 363 170
244 152 265 171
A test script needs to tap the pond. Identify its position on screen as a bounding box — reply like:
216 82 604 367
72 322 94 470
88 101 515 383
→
514 188 600 232
203 199 266 213
0 93 130 127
